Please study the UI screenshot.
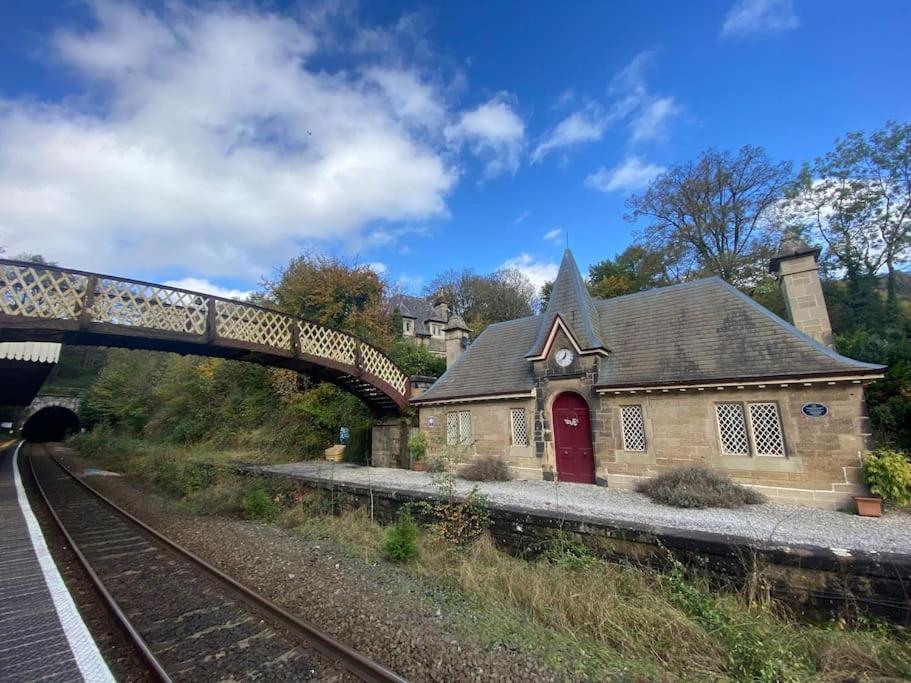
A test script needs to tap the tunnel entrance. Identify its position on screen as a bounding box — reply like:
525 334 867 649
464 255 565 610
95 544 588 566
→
22 406 81 442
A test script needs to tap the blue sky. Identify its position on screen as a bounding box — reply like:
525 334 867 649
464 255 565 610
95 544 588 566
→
0 0 908 298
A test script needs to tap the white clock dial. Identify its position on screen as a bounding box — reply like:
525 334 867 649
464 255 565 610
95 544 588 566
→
555 347 574 367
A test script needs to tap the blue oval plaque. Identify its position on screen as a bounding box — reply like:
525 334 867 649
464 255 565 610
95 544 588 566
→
802 403 828 417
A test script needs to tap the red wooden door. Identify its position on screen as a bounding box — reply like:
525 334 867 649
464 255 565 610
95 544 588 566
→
552 392 596 484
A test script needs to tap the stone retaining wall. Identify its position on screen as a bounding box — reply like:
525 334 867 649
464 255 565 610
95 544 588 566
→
247 466 911 624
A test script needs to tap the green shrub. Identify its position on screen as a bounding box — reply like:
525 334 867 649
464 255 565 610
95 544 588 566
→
863 448 911 506
544 534 598 571
180 461 216 493
426 456 446 474
636 467 766 508
150 453 183 497
241 487 279 522
384 509 419 562
460 455 512 482
408 431 427 462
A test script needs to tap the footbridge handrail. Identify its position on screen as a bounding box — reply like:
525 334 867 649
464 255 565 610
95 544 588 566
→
0 259 410 410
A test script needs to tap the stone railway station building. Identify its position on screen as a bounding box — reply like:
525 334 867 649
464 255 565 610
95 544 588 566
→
410 243 885 509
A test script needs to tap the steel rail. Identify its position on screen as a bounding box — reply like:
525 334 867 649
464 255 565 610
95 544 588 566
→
30 444 408 683
25 444 172 682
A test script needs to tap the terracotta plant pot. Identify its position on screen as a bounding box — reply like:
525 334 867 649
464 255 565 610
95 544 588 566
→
412 461 427 472
853 495 883 518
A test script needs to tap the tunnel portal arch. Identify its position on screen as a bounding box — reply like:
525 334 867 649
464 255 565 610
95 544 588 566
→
22 405 81 442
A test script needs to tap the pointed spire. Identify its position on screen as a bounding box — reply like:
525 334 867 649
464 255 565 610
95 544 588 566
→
526 249 607 358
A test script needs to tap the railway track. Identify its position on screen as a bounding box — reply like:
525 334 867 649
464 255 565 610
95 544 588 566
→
24 443 407 683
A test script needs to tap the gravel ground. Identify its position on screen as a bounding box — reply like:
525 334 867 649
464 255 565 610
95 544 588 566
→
258 461 911 556
50 445 562 683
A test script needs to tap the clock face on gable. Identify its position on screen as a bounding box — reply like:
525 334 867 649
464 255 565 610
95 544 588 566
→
555 347 574 367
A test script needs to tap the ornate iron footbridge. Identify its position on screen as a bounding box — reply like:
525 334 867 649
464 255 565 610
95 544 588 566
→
0 259 410 415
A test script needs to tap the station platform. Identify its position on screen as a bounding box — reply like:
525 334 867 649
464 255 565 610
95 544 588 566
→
0 442 113 682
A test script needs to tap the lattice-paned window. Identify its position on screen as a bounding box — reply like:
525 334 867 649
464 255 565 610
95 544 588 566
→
510 408 528 446
620 405 646 451
446 412 459 445
458 411 472 444
748 402 785 456
716 403 749 455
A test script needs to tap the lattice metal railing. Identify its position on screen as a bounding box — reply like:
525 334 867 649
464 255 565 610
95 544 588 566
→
0 264 88 319
92 278 209 334
361 343 408 395
0 259 410 406
217 300 292 348
298 321 357 365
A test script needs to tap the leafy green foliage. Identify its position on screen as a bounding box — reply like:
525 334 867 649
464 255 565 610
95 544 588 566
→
635 467 766 508
544 534 598 571
836 327 911 450
863 448 911 506
408 430 427 462
663 557 810 681
588 244 674 300
383 509 419 562
387 339 445 377
242 487 279 522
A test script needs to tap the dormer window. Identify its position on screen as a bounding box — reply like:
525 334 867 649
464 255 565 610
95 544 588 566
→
430 323 444 337
403 319 414 335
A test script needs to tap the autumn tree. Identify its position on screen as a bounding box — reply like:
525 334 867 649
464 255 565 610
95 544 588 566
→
785 121 911 319
588 244 676 299
627 146 792 286
263 253 395 348
425 267 537 335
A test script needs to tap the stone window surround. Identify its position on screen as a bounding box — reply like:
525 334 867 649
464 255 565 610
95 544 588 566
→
620 404 646 452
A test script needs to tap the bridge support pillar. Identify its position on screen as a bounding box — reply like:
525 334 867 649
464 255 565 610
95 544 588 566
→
371 417 410 469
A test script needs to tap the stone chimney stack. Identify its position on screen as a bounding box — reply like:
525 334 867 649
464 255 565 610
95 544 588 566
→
769 236 834 348
444 315 471 368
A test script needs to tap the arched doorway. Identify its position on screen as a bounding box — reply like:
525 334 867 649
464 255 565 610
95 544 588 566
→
552 392 596 484
22 406 81 443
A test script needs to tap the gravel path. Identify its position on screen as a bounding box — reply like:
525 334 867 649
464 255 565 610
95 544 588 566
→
51 446 561 682
258 461 911 557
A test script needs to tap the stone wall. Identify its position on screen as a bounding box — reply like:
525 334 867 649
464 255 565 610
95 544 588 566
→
371 417 409 468
418 398 540 479
595 384 871 508
247 468 911 624
417 382 873 508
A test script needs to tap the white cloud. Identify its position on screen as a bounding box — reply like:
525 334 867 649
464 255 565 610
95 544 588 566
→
630 96 681 142
532 109 607 162
397 273 424 292
163 278 253 300
543 228 562 242
366 261 387 274
721 0 798 38
445 94 525 179
534 50 681 166
499 253 559 290
514 210 530 225
585 156 666 193
0 3 524 283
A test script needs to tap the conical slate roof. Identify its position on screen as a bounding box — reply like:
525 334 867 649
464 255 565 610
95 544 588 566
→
526 249 607 358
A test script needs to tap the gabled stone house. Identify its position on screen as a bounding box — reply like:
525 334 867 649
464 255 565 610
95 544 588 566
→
411 244 885 508
390 294 471 367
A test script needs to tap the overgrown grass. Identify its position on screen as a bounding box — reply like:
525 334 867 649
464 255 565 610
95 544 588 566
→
636 466 767 508
68 431 911 681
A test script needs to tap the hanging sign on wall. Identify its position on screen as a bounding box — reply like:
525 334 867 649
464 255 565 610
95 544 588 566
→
802 403 829 417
